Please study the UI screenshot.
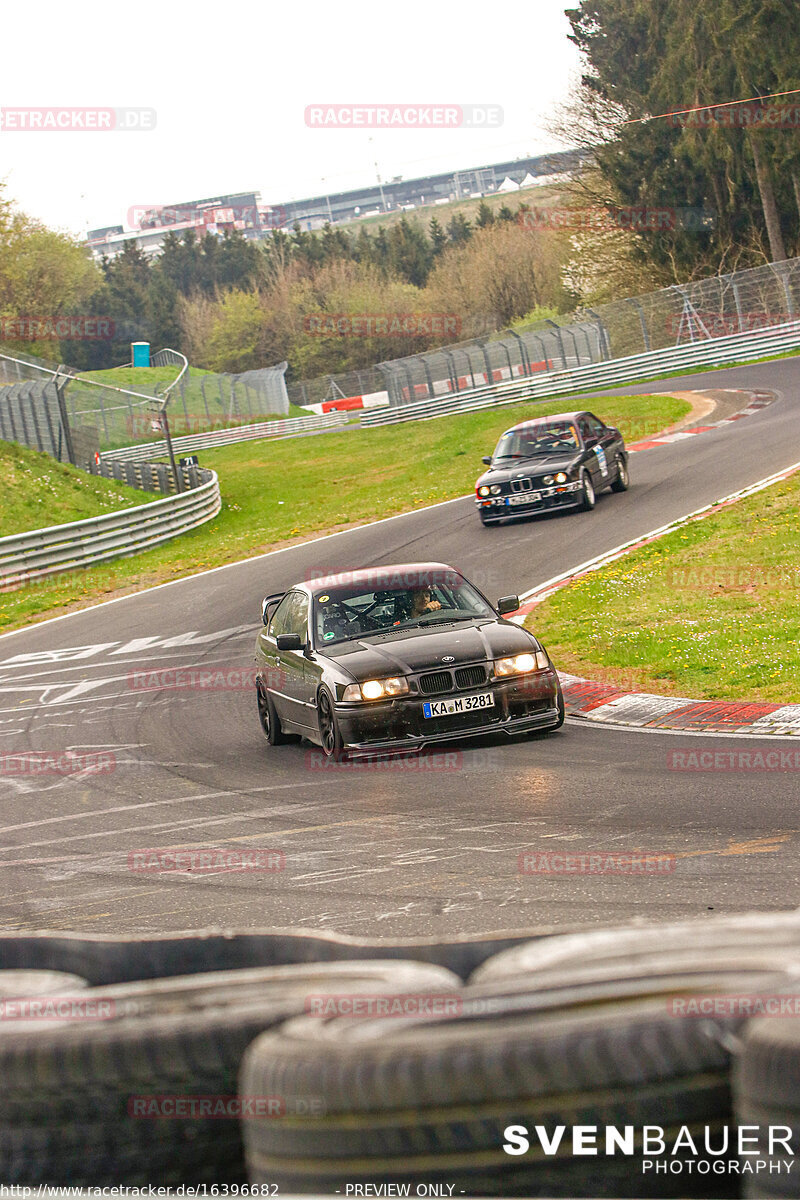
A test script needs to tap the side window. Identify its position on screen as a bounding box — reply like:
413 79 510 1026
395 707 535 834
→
288 593 309 640
587 414 606 436
269 593 296 638
578 418 594 445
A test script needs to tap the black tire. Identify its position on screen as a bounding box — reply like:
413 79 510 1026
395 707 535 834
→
479 510 496 526
0 927 553 988
317 686 343 758
0 960 459 1186
610 454 630 492
256 681 288 746
240 949 799 1196
734 1017 800 1197
472 911 800 984
578 467 595 511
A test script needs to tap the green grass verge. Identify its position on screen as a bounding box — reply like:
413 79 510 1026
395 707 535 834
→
0 440 155 537
0 392 689 632
528 470 800 704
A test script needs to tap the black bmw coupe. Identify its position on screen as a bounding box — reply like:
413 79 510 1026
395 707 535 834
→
255 564 564 758
475 409 629 525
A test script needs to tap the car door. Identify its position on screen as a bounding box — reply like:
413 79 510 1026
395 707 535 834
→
587 412 618 477
577 415 606 487
262 591 311 730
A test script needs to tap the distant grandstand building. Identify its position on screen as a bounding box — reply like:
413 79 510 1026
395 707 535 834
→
84 150 587 261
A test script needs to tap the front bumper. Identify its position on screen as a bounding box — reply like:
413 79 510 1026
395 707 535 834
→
335 674 562 756
476 481 582 519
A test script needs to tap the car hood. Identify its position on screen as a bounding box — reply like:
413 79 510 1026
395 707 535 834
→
477 453 581 485
323 620 540 680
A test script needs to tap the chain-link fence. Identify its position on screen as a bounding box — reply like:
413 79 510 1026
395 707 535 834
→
1 346 290 464
285 257 800 410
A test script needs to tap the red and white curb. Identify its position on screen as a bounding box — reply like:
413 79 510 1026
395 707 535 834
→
627 390 776 451
508 454 800 737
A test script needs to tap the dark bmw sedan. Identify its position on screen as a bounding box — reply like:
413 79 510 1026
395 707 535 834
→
254 564 564 758
475 409 628 525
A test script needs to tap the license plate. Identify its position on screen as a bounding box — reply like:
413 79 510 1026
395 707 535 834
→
507 492 540 506
423 692 495 718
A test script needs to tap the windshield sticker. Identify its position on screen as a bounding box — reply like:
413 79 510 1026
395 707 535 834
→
318 594 330 603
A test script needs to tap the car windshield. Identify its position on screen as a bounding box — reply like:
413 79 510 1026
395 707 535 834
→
492 421 580 461
313 575 495 645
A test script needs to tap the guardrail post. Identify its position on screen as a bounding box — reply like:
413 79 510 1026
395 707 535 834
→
584 309 612 360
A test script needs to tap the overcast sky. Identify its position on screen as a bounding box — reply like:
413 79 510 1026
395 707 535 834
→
0 1 583 237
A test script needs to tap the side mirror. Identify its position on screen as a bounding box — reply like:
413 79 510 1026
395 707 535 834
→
261 598 271 626
482 456 492 466
276 633 303 651
497 595 520 616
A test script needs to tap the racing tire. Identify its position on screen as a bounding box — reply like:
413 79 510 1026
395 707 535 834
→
256 681 289 746
734 1017 800 1197
0 960 459 1186
0 970 89 996
479 510 498 526
552 685 566 729
0 927 554 988
239 946 800 1196
317 686 344 759
578 468 595 511
471 910 800 984
610 455 630 493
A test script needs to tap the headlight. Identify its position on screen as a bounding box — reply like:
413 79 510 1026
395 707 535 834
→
555 471 568 483
490 485 501 495
494 651 549 676
342 677 410 702
477 486 491 497
543 475 554 485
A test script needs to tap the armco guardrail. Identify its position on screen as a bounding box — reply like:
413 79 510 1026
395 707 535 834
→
104 410 350 461
0 469 221 590
361 320 800 427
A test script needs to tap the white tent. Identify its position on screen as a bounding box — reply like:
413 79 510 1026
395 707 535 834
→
519 172 539 188
496 176 520 193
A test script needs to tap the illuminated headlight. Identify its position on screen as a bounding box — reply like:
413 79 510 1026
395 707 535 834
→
555 471 568 483
478 486 491 497
490 485 501 495
494 651 549 676
343 677 410 702
543 475 554 485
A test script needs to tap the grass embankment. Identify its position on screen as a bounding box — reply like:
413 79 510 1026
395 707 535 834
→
529 471 800 704
0 392 689 632
0 441 154 538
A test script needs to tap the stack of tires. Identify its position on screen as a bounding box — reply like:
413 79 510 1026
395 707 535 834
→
2 913 800 1195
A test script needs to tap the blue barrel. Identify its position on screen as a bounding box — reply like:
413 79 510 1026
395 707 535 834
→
132 341 150 368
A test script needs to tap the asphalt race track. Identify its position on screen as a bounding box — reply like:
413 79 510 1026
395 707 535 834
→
1 358 798 938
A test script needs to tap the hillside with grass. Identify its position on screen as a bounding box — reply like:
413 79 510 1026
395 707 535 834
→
0 440 154 537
